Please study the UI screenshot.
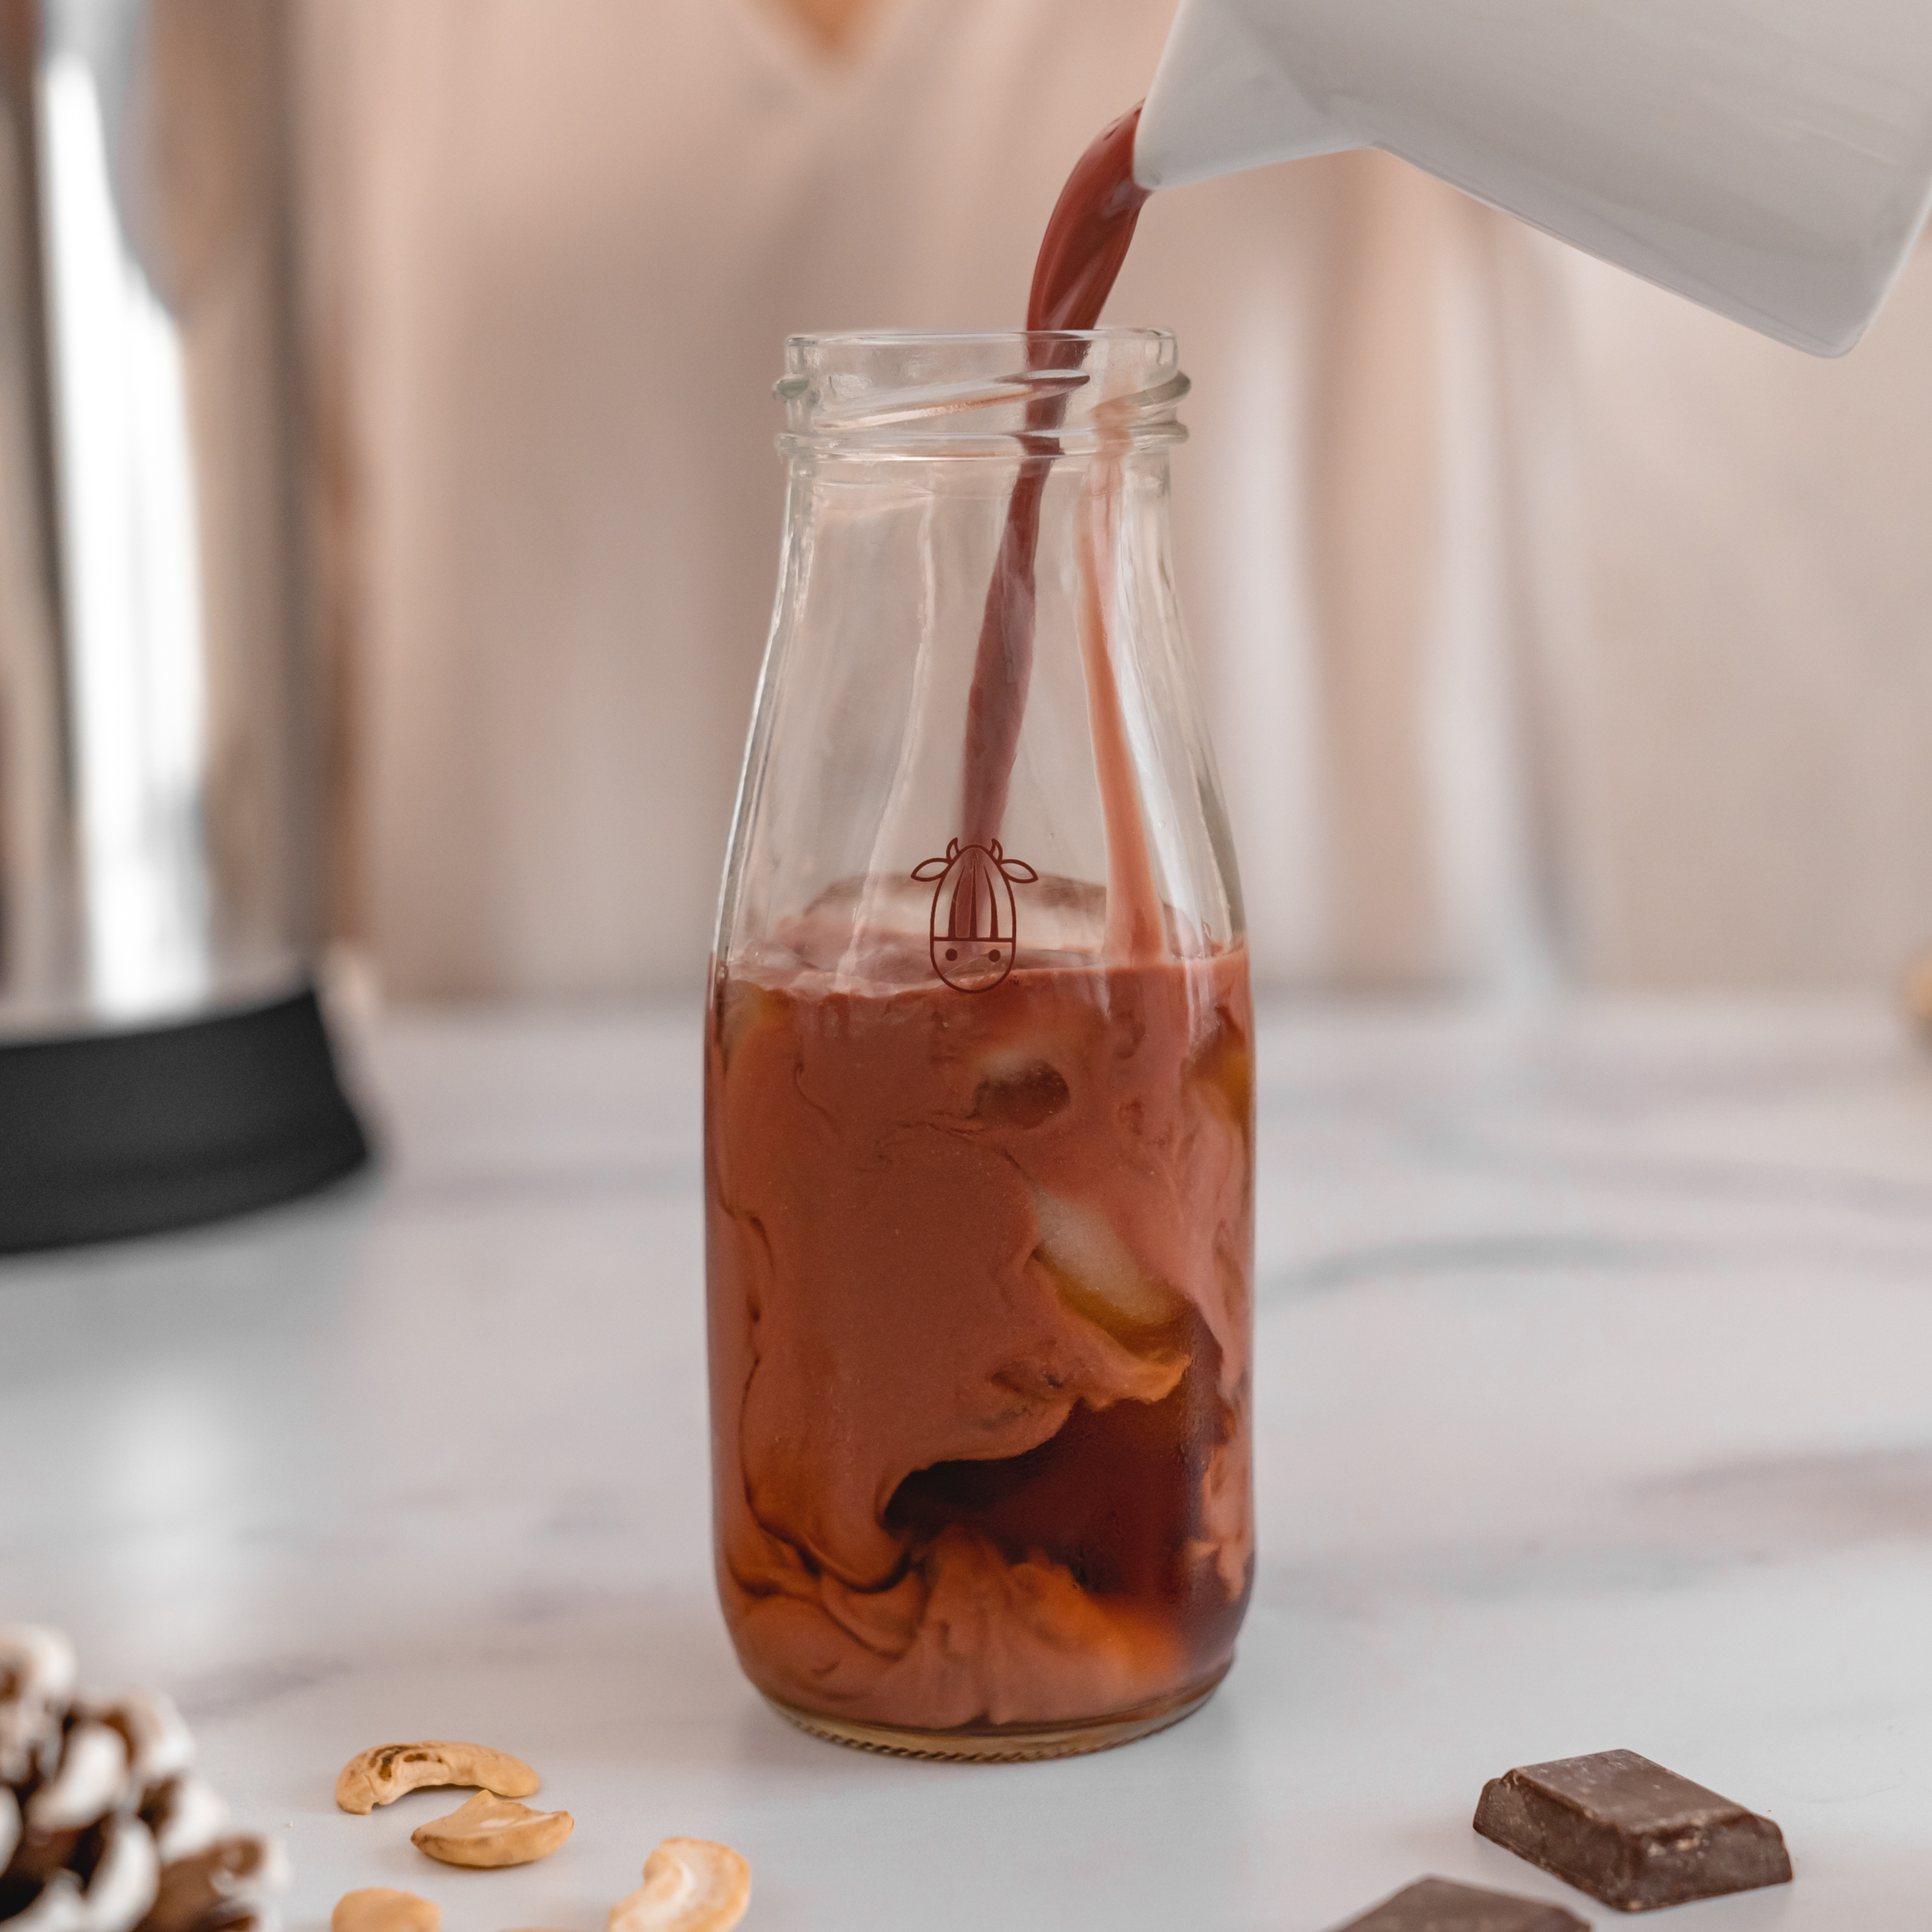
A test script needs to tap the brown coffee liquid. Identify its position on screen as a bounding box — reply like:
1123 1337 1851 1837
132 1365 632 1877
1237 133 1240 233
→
960 102 1151 849
707 948 1253 1735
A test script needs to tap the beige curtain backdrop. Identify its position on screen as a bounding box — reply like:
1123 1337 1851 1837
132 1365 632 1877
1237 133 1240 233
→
1553 244 1932 986
297 0 1932 999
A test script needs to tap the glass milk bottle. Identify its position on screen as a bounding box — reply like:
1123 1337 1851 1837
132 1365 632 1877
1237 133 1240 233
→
706 329 1253 1760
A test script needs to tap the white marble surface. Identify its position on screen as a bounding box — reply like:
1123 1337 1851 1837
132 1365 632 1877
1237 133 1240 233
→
5 998 1932 1929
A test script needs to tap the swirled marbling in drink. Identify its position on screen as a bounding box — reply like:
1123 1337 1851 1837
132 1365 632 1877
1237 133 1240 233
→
704 935 1252 1735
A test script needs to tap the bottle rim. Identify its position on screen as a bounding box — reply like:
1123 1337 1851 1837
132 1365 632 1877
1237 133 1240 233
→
775 327 1188 458
781 326 1175 349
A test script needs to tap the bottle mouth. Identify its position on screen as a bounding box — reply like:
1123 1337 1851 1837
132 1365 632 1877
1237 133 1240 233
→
776 328 1188 456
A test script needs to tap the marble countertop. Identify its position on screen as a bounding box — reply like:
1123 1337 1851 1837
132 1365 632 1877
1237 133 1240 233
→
5 997 1932 1930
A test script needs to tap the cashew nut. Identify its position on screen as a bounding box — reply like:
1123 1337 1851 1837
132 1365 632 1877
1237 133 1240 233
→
409 1791 573 1869
0 1626 77 1784
29 1720 132 1832
330 1891 440 1932
606 1840 750 1932
335 1742 540 1816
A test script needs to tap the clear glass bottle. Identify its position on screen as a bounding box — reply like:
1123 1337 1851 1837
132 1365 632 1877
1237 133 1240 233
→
706 330 1253 1760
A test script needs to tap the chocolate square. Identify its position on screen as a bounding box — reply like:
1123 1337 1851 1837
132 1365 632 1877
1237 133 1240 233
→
1326 1876 1589 1931
1473 1748 1792 1912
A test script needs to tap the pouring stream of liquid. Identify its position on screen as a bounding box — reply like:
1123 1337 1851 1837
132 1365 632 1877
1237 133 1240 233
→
957 105 1158 963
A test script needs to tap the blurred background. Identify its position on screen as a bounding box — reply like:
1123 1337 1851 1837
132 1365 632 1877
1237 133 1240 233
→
295 0 1932 1004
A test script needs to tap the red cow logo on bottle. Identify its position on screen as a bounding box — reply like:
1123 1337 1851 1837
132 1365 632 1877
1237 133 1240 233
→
912 839 1037 992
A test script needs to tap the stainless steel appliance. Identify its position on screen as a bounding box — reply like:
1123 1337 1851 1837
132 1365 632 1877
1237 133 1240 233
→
0 0 367 1250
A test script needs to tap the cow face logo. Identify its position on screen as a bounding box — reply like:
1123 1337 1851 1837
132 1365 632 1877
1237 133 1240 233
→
911 838 1038 992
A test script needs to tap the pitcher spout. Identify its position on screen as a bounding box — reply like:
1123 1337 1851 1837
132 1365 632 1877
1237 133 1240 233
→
1135 0 1353 191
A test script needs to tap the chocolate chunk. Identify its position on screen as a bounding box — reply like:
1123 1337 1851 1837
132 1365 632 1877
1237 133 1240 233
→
1326 1876 1589 1932
1473 1748 1792 1912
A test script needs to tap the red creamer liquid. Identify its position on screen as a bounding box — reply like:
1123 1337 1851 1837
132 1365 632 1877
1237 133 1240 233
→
961 103 1152 849
707 104 1253 1742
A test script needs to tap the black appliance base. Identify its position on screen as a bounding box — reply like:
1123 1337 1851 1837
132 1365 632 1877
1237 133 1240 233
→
0 986 371 1254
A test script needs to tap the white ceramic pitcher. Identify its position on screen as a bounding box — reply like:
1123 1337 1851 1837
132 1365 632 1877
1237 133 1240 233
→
1135 0 1932 355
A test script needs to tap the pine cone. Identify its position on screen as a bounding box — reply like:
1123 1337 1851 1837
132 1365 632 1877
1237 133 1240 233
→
0 1633 284 1932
